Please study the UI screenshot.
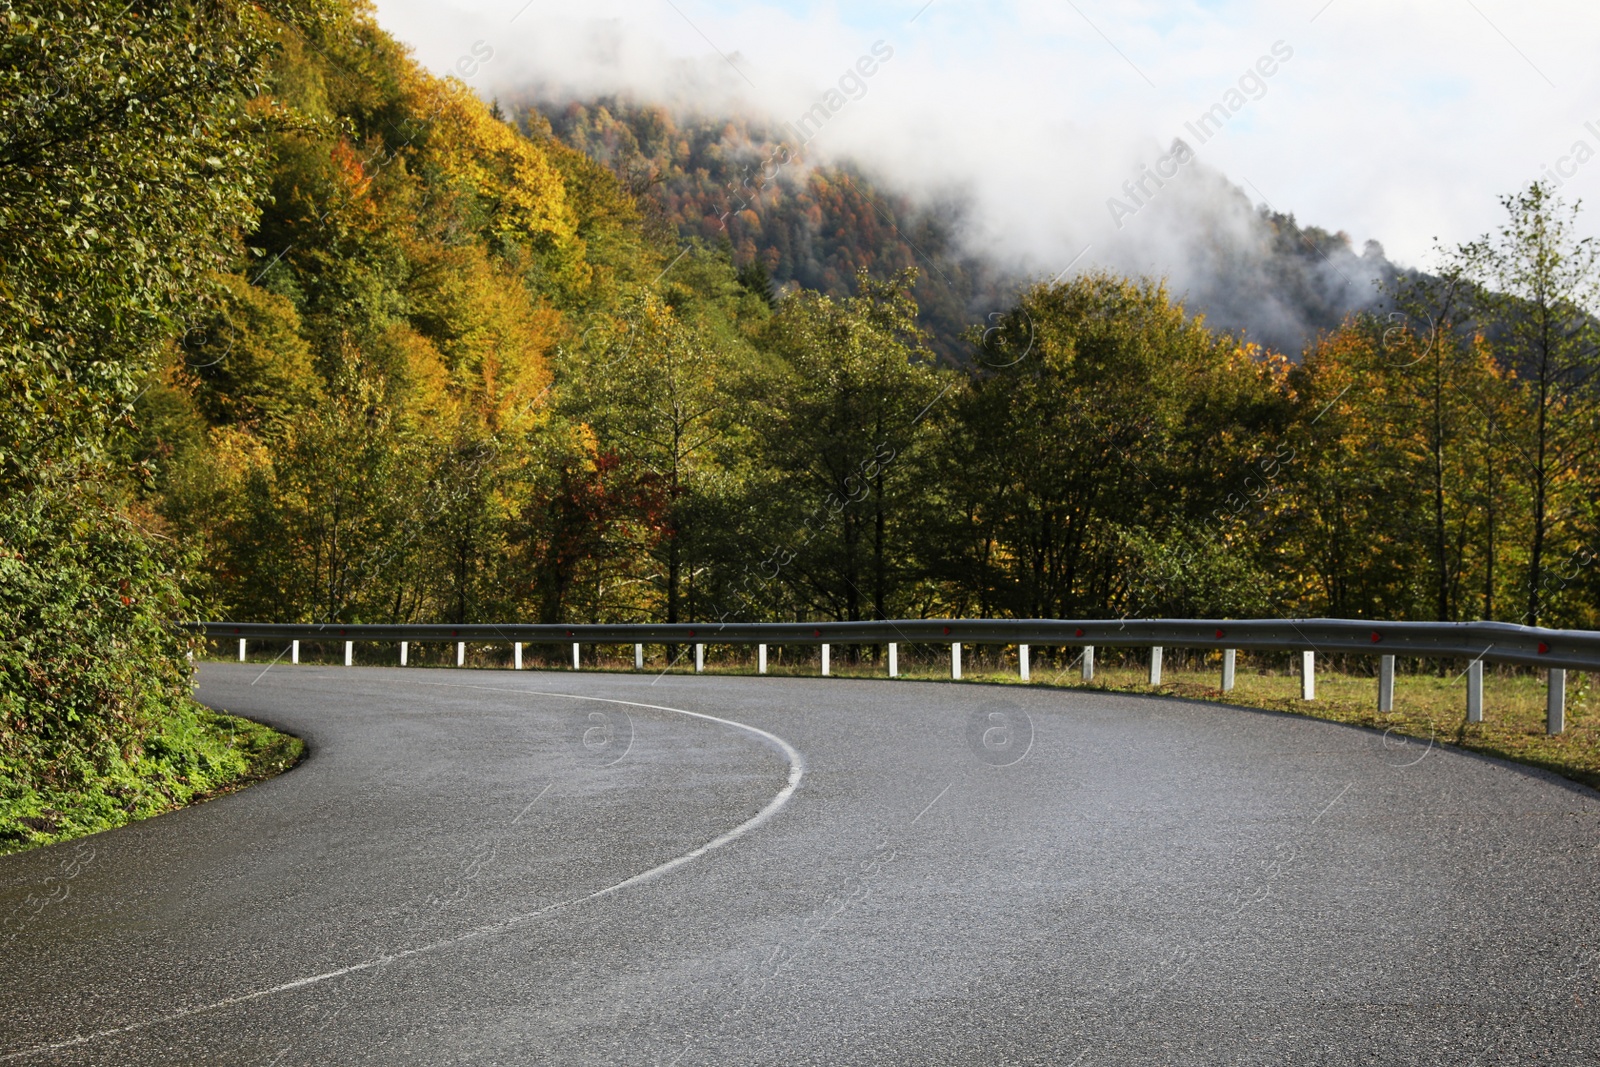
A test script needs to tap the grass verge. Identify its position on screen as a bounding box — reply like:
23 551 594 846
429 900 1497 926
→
206 645 1600 794
0 702 303 857
811 658 1600 793
437 644 1597 793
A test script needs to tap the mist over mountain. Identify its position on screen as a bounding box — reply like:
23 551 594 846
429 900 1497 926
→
520 95 1413 359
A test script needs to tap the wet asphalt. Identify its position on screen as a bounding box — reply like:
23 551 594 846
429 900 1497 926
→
1 662 1598 1065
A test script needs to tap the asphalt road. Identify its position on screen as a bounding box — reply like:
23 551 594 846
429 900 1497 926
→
2 664 1598 1065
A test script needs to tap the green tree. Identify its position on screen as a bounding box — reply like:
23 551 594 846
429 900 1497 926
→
1455 182 1600 626
563 287 734 624
941 273 1286 620
1 0 319 789
743 269 945 626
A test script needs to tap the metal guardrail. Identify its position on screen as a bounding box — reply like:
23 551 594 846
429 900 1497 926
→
187 617 1596 735
187 618 1600 669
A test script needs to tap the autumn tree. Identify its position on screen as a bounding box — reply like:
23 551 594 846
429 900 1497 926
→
1454 182 1600 626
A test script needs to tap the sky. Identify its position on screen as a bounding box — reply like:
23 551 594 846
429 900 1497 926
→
369 0 1600 278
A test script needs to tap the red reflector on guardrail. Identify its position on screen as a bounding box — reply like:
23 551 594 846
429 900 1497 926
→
1075 628 1085 637
1538 642 1550 654
1214 628 1225 639
1370 632 1382 643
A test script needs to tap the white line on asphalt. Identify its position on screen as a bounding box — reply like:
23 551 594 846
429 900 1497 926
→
0 684 805 1062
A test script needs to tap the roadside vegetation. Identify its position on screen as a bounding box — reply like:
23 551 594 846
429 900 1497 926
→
0 707 302 856
3 0 1596 850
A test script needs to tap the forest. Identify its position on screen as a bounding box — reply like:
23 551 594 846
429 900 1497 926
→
2 0 1598 828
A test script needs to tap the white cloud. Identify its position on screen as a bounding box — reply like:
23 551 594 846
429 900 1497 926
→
371 0 1600 277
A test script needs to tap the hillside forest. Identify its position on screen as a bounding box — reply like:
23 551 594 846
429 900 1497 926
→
3 0 1598 828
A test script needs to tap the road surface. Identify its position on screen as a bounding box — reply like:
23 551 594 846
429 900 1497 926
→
2 664 1598 1064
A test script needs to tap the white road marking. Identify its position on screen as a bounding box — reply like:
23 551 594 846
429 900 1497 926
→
1 683 804 1062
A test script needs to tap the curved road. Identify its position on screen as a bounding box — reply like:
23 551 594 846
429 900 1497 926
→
2 665 1598 1064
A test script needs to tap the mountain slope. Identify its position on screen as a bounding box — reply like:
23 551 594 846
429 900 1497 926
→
526 97 1412 358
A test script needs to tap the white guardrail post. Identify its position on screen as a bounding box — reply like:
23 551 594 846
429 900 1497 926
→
1378 654 1395 712
758 643 767 674
400 640 409 666
291 640 299 665
239 638 247 662
344 640 353 667
456 641 464 667
1082 645 1094 681
888 642 898 677
1221 648 1236 692
1301 651 1315 700
1148 647 1162 686
951 642 962 680
1548 668 1566 735
695 643 704 672
1019 643 1030 681
821 643 830 676
571 642 580 670
513 642 522 670
635 643 644 670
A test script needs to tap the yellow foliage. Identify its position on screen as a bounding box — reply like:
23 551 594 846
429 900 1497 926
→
404 70 589 292
401 241 557 435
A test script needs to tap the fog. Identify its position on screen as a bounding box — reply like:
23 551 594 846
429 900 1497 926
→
371 0 1600 350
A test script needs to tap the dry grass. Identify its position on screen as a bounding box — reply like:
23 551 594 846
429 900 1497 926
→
219 640 1599 793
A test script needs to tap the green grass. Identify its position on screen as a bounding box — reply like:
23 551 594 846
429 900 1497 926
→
0 702 303 857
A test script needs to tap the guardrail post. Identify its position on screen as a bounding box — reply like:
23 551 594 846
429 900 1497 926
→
571 642 580 670
635 643 644 670
1466 659 1483 723
1301 651 1315 700
888 642 898 677
456 641 464 667
1082 645 1094 681
400 640 408 667
1548 668 1566 735
758 643 767 674
291 640 299 665
238 638 247 663
344 640 353 667
1019 644 1030 681
1221 649 1236 692
951 642 962 680
513 642 522 670
1378 654 1394 712
1148 647 1163 686
695 643 705 673
821 643 830 676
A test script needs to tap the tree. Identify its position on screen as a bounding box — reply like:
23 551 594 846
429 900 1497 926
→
0 0 319 780
563 289 733 624
1455 182 1600 626
940 273 1286 620
746 269 945 628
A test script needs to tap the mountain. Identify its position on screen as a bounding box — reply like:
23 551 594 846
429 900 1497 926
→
519 96 1413 359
